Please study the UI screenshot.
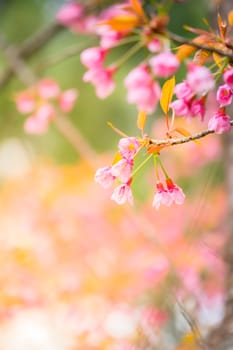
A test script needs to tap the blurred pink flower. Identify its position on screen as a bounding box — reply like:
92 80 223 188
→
95 166 116 188
15 92 35 114
208 109 232 134
118 137 140 160
166 178 185 205
56 2 84 25
216 84 233 106
37 78 60 99
83 66 116 99
59 89 78 113
149 51 180 77
124 64 160 113
187 63 215 96
174 81 194 101
80 47 108 69
111 183 134 205
111 159 133 183
152 182 173 210
223 67 233 89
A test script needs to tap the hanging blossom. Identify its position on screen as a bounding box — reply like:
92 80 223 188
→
95 137 141 205
124 64 161 114
207 67 233 134
15 78 78 134
152 179 185 210
169 63 215 121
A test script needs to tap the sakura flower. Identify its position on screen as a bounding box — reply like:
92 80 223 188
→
146 38 162 53
216 84 233 106
111 159 133 183
37 78 60 99
187 63 215 96
24 115 49 134
149 51 180 78
166 178 185 205
15 92 35 114
208 109 232 134
118 137 140 160
97 25 123 49
223 68 233 90
190 98 205 120
80 47 107 69
124 64 160 113
152 182 173 210
174 81 194 101
94 166 115 188
169 99 189 117
56 2 84 26
111 183 134 205
59 89 78 113
83 66 116 99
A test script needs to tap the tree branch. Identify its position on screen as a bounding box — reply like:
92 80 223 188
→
168 31 233 59
149 121 233 147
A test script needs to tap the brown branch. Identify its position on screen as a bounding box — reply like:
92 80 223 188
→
0 22 64 87
168 31 233 59
149 121 233 147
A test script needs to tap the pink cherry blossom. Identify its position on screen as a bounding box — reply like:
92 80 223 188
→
83 66 116 99
216 84 233 106
111 159 133 183
97 25 123 49
166 178 185 205
169 99 190 117
187 63 215 96
124 64 160 113
190 98 205 120
59 89 78 113
118 137 140 160
37 78 60 99
152 182 173 210
208 109 232 134
80 47 108 69
146 38 162 53
111 183 134 205
56 2 84 26
174 81 194 101
223 68 233 90
94 166 116 188
149 51 180 78
15 92 35 114
24 115 49 134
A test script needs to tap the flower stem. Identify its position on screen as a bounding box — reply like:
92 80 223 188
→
156 156 170 179
131 153 153 178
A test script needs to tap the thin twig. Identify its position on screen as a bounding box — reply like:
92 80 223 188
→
168 31 233 59
0 22 63 87
149 121 233 147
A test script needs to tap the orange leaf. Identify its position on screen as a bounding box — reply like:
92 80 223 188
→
160 76 175 115
213 52 225 68
99 14 139 32
176 44 196 61
130 0 147 22
137 110 147 131
228 10 233 26
193 49 210 65
217 12 227 40
147 144 169 154
112 151 122 165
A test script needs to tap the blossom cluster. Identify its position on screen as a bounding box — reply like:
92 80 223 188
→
95 137 140 205
208 68 233 134
15 78 78 134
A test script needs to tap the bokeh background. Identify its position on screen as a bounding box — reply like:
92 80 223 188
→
0 1 227 349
